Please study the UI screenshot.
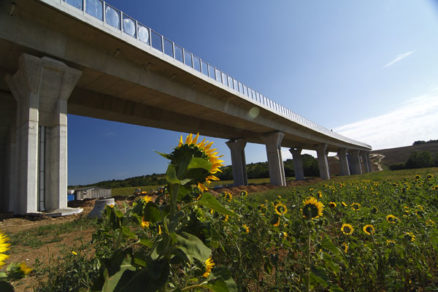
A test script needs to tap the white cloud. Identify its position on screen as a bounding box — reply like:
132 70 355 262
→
383 50 415 68
334 90 438 150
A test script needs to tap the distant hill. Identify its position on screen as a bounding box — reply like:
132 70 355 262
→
371 141 438 169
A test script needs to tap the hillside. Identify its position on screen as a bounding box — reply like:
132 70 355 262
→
371 142 438 169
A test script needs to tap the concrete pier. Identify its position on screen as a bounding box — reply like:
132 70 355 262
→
361 151 371 173
263 132 286 186
289 147 305 180
5 54 81 214
316 144 330 180
338 148 351 176
349 150 362 175
226 139 248 186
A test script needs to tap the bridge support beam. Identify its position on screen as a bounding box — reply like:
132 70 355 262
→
316 144 330 180
349 150 362 175
289 147 305 180
6 54 81 215
338 148 350 176
226 139 248 186
262 132 286 186
361 151 371 173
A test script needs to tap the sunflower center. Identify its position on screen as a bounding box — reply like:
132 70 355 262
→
303 204 319 219
344 226 351 233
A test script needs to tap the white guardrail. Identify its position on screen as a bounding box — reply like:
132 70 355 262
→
57 0 370 149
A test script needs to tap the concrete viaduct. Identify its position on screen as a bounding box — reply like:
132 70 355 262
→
0 0 372 215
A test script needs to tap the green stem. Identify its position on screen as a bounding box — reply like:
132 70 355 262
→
181 281 208 291
307 230 311 292
168 183 179 231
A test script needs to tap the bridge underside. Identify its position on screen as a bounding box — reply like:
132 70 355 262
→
0 0 372 215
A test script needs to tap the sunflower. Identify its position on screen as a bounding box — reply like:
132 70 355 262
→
223 215 229 222
171 133 224 192
329 202 337 208
403 232 415 242
341 223 354 235
271 215 280 227
240 190 248 197
223 192 232 202
142 195 154 204
158 225 162 235
351 203 361 211
242 224 250 233
363 224 375 235
302 197 324 220
0 231 10 268
415 210 424 218
202 257 215 278
317 191 323 199
258 204 267 214
274 202 287 216
386 239 396 247
341 202 348 207
20 263 33 275
281 232 288 239
371 206 378 214
341 242 349 253
386 214 400 224
426 219 435 226
141 218 150 228
71 251 77 256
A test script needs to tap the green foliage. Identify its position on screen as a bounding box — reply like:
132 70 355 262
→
36 247 101 292
413 139 438 146
75 141 237 291
218 155 319 180
69 173 166 189
37 141 438 291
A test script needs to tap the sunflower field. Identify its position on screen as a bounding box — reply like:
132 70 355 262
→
28 134 438 291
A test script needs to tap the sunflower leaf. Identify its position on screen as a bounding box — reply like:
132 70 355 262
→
155 151 171 160
174 232 211 264
166 165 181 184
187 157 212 171
198 193 234 216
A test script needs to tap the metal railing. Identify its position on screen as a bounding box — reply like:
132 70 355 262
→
62 0 370 149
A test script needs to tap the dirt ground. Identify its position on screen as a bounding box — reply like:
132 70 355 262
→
1 179 321 291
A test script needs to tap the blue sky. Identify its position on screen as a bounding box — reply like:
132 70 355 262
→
68 0 438 185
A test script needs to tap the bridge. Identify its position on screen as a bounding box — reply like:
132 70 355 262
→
0 0 372 215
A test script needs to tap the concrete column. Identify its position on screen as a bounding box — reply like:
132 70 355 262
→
226 139 248 186
262 132 286 186
7 122 18 213
289 147 305 180
367 152 373 172
0 93 17 212
349 150 362 175
361 151 371 173
316 144 330 180
337 148 350 176
6 54 81 214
